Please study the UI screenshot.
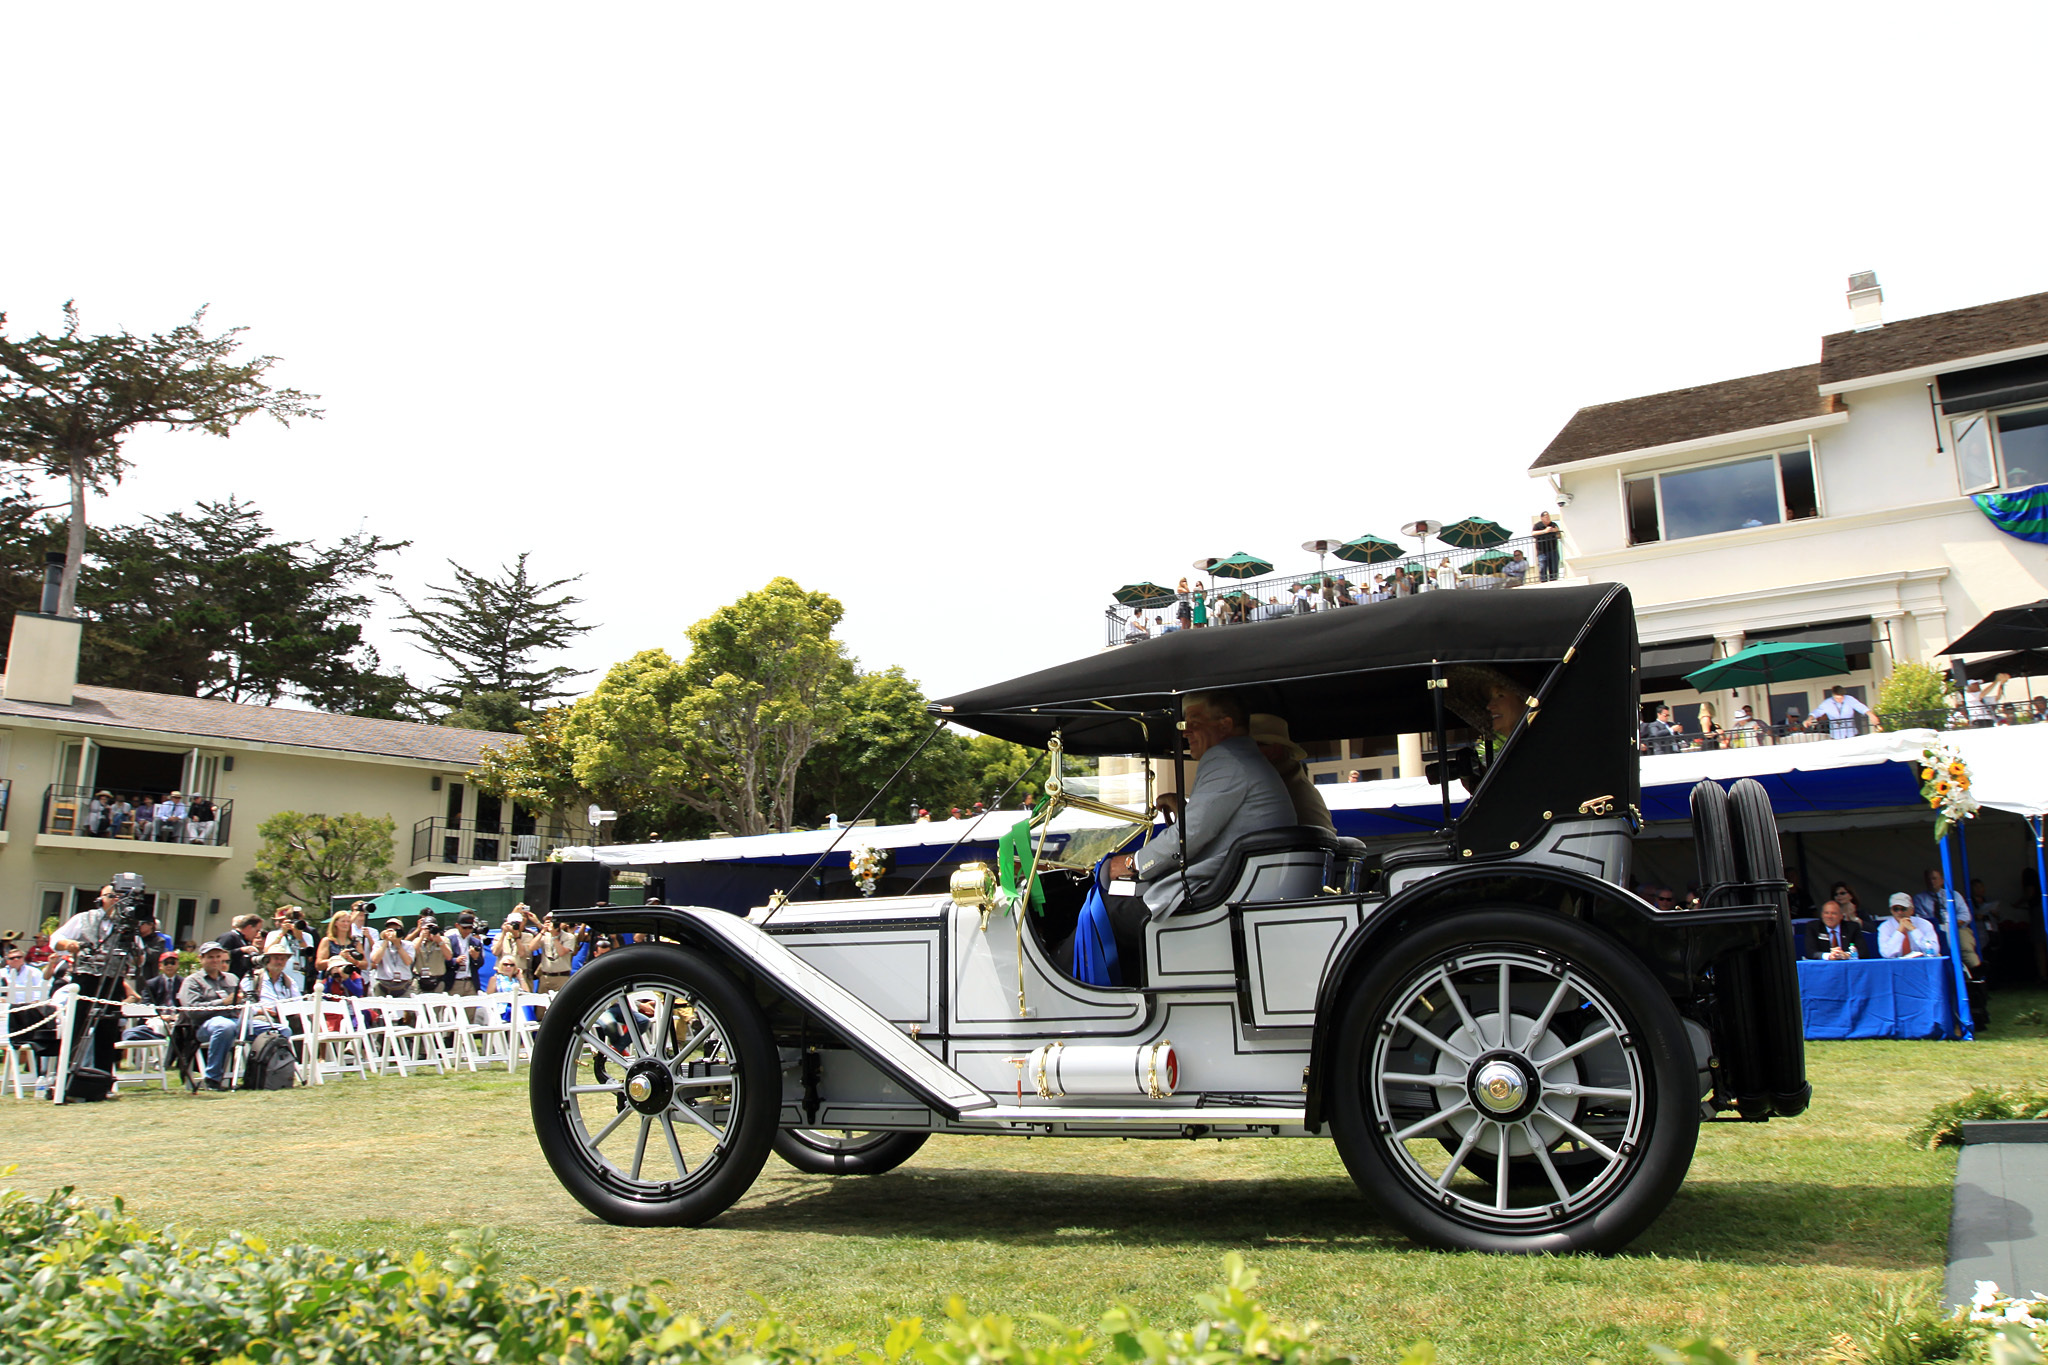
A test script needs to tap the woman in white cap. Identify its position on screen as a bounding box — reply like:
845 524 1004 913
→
1879 893 1939 959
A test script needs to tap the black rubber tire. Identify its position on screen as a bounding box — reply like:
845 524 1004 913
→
1727 777 1812 1116
1327 907 1699 1254
772 1128 930 1175
530 942 778 1227
1726 778 1783 886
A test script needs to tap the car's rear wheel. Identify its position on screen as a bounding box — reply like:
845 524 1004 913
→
530 942 777 1226
1328 907 1699 1254
772 1128 929 1175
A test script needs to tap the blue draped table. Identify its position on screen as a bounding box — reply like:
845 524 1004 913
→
1798 956 1956 1040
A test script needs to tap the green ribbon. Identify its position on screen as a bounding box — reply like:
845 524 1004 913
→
996 817 1045 916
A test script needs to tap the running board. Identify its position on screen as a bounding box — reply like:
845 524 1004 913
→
962 1105 1307 1127
662 907 996 1119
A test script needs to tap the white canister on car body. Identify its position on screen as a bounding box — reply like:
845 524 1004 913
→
1026 1039 1177 1099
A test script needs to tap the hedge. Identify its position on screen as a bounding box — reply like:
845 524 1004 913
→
5 1179 2025 1365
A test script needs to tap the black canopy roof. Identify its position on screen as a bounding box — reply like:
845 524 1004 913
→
934 585 1630 756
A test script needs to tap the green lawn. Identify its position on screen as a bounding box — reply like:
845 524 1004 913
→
4 1000 2044 1364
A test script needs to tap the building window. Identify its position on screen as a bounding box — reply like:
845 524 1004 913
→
1623 446 1823 546
1953 404 2048 494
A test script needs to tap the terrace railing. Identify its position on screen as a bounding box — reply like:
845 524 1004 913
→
411 816 596 868
42 785 232 845
1106 532 1564 646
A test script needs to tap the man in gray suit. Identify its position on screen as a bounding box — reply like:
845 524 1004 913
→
1105 690 1296 919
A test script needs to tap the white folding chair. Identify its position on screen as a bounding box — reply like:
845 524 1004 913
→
467 990 518 1070
0 997 28 1099
511 991 553 1066
113 1001 172 1091
380 995 452 1076
272 998 320 1085
304 996 375 1080
418 992 481 1072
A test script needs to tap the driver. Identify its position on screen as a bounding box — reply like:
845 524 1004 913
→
1105 689 1294 920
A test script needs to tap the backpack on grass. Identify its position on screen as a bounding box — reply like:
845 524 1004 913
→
241 1031 297 1090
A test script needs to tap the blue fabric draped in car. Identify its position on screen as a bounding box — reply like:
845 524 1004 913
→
1071 859 1122 987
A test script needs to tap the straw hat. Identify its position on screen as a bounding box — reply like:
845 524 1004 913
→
1247 714 1306 762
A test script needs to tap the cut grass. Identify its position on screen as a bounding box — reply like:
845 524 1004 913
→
7 996 2048 1364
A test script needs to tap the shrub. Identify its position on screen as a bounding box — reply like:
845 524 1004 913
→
1909 1086 2048 1149
1876 661 1954 730
0 1183 1414 1365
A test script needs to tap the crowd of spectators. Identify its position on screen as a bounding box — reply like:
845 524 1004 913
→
81 790 221 843
2 896 628 1096
1118 517 1565 644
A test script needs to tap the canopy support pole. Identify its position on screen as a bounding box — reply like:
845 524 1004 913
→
2033 816 2048 985
1939 830 1975 1040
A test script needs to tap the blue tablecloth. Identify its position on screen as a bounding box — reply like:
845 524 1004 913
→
1798 956 1955 1040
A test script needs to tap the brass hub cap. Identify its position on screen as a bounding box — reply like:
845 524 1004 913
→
624 1058 674 1115
1467 1051 1539 1122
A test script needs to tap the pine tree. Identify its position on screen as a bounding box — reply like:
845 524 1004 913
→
391 554 594 724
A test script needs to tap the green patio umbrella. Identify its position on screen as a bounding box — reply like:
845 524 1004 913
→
1112 582 1172 606
1333 533 1403 565
1439 516 1513 550
1684 640 1849 692
364 888 475 923
1204 551 1274 579
1463 552 1510 573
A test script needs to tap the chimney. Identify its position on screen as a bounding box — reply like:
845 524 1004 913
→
2 552 81 706
1847 271 1883 331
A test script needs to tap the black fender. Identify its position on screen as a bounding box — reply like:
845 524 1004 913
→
1300 865 1778 1132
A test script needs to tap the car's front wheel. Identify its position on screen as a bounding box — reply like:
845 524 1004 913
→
772 1128 930 1175
1327 907 1699 1254
530 942 777 1226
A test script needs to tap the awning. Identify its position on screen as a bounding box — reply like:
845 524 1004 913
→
1938 355 2048 415
1748 618 1874 654
1640 637 1717 679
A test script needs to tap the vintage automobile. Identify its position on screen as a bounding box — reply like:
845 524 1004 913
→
530 583 1809 1254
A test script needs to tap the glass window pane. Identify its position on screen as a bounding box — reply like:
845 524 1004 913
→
1659 455 1781 540
1996 407 2048 489
1625 476 1660 545
1779 448 1820 520
1953 414 1997 491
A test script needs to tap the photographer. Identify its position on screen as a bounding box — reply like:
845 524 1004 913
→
444 914 484 995
410 917 450 990
369 920 416 997
49 883 145 1099
533 913 577 994
270 907 316 988
493 907 540 989
315 910 364 977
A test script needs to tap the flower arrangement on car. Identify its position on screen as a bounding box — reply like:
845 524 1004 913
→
848 843 886 895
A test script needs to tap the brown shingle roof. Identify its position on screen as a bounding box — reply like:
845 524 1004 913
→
1530 364 1838 472
0 685 508 765
1819 291 2048 388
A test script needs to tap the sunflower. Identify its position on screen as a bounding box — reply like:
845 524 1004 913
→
1948 761 1968 780
1933 780 1952 798
1921 767 1938 782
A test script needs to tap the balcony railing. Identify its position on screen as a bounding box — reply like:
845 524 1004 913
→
411 816 597 868
1642 705 2047 752
42 785 232 846
1106 532 1566 646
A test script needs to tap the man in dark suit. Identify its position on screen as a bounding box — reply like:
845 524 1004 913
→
1808 901 1858 960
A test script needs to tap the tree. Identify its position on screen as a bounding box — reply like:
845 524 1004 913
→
244 811 396 911
794 666 967 827
391 553 594 720
441 690 534 734
80 498 415 710
0 304 322 617
479 579 853 838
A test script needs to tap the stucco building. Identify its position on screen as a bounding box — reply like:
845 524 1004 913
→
1532 277 2048 729
0 608 523 946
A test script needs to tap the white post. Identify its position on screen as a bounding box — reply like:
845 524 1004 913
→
49 983 77 1105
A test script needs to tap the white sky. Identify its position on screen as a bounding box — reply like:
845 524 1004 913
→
5 5 2047 704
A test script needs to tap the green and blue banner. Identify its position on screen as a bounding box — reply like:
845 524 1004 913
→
1974 483 2048 544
